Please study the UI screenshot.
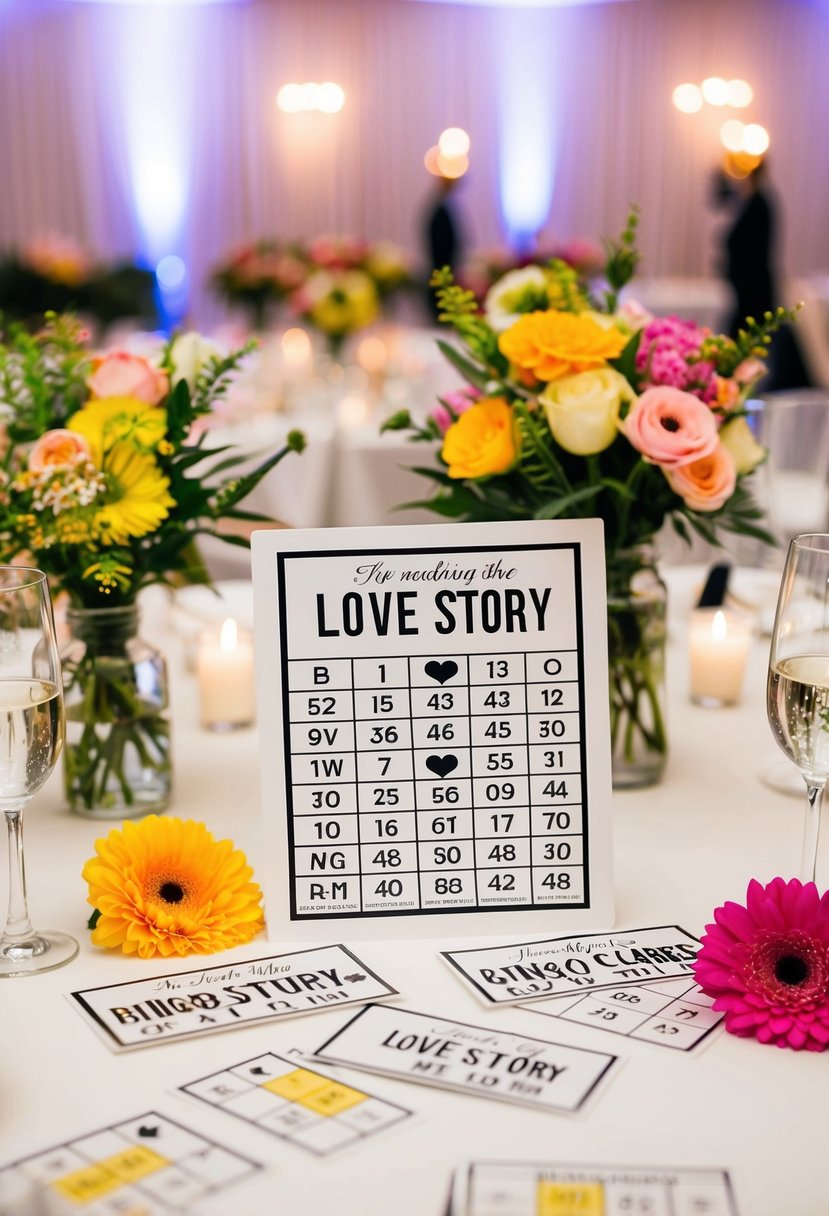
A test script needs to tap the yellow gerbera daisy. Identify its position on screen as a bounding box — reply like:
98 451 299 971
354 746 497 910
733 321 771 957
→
69 396 168 461
95 442 175 543
498 310 627 382
83 816 265 959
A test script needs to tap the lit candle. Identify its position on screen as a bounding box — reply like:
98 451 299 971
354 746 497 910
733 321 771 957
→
689 607 753 707
196 618 256 729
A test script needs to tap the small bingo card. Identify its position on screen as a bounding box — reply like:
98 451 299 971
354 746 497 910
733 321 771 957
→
450 1161 739 1216
0 1112 259 1214
252 520 613 938
526 977 724 1053
180 1051 412 1157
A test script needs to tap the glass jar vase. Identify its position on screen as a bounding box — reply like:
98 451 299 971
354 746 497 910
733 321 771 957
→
606 546 668 789
61 604 171 818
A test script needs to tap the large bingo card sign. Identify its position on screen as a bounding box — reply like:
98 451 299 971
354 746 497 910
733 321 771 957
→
253 520 613 938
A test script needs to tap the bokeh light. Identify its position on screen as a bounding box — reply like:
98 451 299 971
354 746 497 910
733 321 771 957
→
672 83 703 114
424 145 442 175
436 151 469 179
155 254 186 289
438 127 471 158
701 76 729 106
720 120 746 153
743 123 770 155
277 81 345 113
727 79 753 108
276 83 304 113
317 82 345 113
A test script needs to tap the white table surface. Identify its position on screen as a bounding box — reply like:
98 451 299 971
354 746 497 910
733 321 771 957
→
2 567 823 1216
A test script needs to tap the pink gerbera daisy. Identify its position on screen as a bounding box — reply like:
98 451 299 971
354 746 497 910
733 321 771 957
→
693 878 829 1051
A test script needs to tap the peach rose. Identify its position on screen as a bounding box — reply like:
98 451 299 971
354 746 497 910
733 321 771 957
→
624 386 719 468
88 351 169 406
665 443 737 512
29 428 92 472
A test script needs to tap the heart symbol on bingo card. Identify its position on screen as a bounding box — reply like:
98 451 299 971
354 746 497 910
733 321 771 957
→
424 660 458 685
426 754 459 778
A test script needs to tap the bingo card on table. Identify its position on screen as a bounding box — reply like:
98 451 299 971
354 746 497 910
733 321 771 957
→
252 520 613 938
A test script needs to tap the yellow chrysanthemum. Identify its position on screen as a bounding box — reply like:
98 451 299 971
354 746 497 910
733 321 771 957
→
69 396 168 462
83 816 265 959
95 442 175 543
498 310 627 382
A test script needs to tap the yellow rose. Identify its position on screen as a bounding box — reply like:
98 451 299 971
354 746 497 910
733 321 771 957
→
442 397 518 480
498 310 627 382
540 368 634 455
719 415 766 474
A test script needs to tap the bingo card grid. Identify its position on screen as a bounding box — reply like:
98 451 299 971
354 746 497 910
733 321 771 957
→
277 543 590 920
0 1112 260 1215
456 1160 740 1216
180 1051 412 1157
526 977 725 1052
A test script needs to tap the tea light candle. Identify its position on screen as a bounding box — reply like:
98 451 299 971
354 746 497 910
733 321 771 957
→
196 617 255 729
689 607 753 707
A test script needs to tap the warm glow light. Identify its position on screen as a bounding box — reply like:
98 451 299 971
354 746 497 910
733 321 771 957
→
672 83 703 114
276 83 304 113
743 123 770 155
317 82 345 113
438 126 471 158
277 81 344 114
424 145 442 175
724 150 762 179
281 327 312 369
720 119 746 153
701 76 729 106
727 79 753 108
436 151 469 179
357 335 387 374
220 618 238 652
339 394 370 428
712 610 728 643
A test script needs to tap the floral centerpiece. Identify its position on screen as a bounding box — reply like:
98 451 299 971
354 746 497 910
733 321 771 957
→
0 315 304 816
211 234 412 353
0 234 156 329
384 210 790 786
461 238 604 304
210 238 309 331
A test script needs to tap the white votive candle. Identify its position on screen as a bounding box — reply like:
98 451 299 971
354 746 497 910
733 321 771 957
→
689 607 753 707
196 617 255 729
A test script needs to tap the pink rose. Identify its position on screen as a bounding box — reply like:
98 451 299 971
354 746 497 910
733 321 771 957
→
665 443 737 511
431 387 480 435
29 428 92 472
88 351 169 405
624 386 719 468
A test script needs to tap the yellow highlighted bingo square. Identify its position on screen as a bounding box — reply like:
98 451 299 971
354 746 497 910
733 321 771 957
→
537 1181 605 1216
51 1146 167 1204
263 1068 331 1102
299 1081 367 1117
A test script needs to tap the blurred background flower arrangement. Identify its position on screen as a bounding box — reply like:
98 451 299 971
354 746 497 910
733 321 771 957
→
0 233 157 332
385 210 792 787
0 315 304 818
211 234 412 348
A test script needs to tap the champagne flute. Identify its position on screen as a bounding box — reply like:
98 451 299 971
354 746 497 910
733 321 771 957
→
767 535 829 883
0 568 78 976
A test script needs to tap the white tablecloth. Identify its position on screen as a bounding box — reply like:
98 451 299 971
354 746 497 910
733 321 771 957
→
3 568 824 1216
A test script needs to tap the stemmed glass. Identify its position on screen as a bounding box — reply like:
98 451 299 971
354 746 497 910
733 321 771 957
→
0 568 78 976
767 535 829 883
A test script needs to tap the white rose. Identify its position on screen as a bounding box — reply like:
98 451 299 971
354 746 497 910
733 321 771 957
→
719 415 766 474
484 266 549 332
169 333 224 391
540 367 634 455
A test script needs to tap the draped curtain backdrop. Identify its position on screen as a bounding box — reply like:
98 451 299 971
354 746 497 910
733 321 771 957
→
0 0 827 326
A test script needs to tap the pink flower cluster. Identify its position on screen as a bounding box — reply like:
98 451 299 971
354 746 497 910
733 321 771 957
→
693 878 829 1051
430 387 481 435
636 316 718 403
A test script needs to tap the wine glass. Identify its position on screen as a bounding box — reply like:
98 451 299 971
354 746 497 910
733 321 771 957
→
767 535 829 883
0 568 78 976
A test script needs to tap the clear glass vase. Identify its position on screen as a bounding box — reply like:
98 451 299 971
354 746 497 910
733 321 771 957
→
607 545 668 789
61 604 171 819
